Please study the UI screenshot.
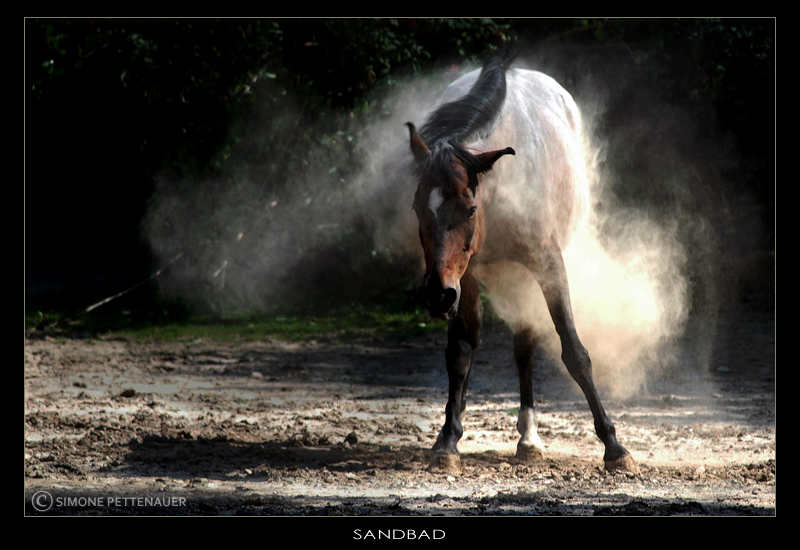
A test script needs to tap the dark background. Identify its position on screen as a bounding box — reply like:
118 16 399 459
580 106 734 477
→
25 18 774 322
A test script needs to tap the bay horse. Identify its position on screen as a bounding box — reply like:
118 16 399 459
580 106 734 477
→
406 48 638 475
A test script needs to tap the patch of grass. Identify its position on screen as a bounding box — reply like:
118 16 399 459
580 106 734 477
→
26 301 446 343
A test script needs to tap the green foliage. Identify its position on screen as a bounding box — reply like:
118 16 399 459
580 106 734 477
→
26 17 516 207
27 19 283 179
27 18 771 183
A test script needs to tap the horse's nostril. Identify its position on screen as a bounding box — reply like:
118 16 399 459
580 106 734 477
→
421 278 459 317
441 287 458 311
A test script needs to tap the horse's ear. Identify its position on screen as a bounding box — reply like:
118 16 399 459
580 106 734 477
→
406 122 430 163
474 147 515 173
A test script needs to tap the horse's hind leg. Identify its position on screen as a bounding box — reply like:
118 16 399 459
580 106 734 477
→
514 326 545 460
429 269 483 475
532 243 639 473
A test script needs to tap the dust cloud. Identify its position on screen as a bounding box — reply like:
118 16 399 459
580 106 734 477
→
142 73 447 312
475 116 692 400
479 49 732 399
144 49 733 399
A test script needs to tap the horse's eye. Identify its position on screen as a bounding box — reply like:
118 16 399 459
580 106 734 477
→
467 206 477 219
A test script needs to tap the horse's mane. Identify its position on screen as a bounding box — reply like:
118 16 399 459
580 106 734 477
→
418 46 517 191
420 46 516 149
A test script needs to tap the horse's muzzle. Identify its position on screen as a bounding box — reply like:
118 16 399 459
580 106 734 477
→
420 273 460 320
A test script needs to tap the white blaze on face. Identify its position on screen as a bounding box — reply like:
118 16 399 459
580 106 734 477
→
428 187 444 219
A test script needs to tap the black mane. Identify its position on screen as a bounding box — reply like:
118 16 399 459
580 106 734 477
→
417 47 516 192
419 46 516 149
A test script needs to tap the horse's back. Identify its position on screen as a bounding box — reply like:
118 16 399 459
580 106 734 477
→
444 67 589 253
442 67 581 135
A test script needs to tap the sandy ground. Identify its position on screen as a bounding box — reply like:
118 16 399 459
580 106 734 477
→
24 287 774 518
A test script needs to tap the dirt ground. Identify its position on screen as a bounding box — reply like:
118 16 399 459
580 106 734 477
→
24 273 774 519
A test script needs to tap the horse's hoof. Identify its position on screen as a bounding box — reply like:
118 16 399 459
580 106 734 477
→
604 452 639 474
516 442 545 461
427 452 463 475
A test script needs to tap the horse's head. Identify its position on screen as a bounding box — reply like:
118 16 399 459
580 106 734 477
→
407 122 515 320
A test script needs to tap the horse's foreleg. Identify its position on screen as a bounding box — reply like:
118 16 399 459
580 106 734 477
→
514 326 545 460
533 244 638 473
429 269 482 475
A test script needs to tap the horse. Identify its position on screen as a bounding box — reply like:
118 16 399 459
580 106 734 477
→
406 48 639 475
